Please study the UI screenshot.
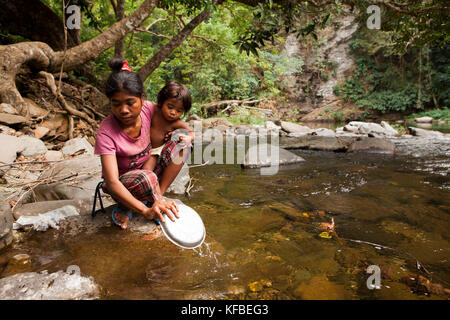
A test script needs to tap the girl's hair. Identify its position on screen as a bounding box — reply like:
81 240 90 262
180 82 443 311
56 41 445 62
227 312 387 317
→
157 81 192 113
105 58 145 99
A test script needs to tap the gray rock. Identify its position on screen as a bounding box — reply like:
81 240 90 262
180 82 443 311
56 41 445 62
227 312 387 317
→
281 136 356 152
4 168 39 185
187 114 201 121
242 143 305 169
33 156 102 202
13 199 96 219
280 121 313 135
0 270 100 300
0 113 27 125
18 136 48 157
0 193 14 251
166 164 190 195
408 127 444 137
44 150 64 161
380 121 398 136
414 116 433 123
311 128 336 137
0 103 18 115
61 137 94 156
0 134 22 165
265 121 281 132
347 137 395 154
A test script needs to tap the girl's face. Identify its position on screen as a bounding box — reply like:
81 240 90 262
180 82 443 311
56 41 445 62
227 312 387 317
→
110 91 143 126
160 98 184 122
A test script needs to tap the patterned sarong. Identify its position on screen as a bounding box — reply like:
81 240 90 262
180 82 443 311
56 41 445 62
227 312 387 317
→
103 140 187 204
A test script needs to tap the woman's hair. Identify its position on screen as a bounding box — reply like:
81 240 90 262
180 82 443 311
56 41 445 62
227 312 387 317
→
157 81 192 113
105 58 145 99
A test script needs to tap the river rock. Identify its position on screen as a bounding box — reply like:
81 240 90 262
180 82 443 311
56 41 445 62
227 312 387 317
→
380 121 398 136
242 144 305 169
408 127 444 137
414 116 433 123
4 168 39 185
0 134 23 165
280 136 356 151
13 199 96 219
0 193 14 251
0 113 27 125
279 121 312 135
347 137 395 154
61 137 94 156
44 150 64 161
33 126 50 139
0 103 18 115
33 155 102 202
346 121 397 136
0 270 100 300
13 205 80 231
18 135 48 157
1 254 32 277
311 128 335 137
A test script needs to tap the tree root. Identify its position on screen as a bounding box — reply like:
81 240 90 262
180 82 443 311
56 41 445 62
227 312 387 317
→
38 71 98 129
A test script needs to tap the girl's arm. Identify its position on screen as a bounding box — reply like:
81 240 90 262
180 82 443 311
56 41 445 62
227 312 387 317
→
101 154 178 222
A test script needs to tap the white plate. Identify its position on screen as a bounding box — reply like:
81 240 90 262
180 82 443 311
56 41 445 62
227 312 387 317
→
159 203 205 249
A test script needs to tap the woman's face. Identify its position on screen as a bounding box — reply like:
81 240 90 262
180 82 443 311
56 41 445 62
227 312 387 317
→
110 91 143 126
160 98 184 122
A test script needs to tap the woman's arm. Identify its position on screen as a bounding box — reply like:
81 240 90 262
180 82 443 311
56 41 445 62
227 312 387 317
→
101 154 178 222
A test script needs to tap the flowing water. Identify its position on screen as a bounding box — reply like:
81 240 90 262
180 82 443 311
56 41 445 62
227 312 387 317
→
1 142 450 300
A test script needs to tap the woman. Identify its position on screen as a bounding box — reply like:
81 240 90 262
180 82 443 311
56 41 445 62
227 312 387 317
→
94 58 188 229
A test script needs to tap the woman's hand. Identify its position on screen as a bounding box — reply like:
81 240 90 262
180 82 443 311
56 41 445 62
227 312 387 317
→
143 199 179 223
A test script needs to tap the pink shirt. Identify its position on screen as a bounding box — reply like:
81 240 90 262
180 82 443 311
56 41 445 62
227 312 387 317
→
94 100 155 177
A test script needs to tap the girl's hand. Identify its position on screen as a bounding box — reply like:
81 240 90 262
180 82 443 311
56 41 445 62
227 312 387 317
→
143 199 179 223
164 130 174 142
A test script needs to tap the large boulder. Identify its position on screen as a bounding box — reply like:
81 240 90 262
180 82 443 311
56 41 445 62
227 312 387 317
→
408 127 444 137
0 270 100 300
61 137 94 156
0 134 22 165
0 193 13 251
0 113 27 125
13 199 95 219
347 137 395 154
279 121 313 136
345 121 397 136
281 136 356 152
18 136 48 157
33 156 102 202
242 143 305 169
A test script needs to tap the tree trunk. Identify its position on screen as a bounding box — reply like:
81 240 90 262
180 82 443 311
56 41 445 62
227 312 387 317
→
0 0 158 116
0 42 55 115
138 7 213 81
112 0 126 58
50 0 158 72
0 0 79 50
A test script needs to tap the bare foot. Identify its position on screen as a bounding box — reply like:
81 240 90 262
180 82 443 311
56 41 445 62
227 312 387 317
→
114 211 130 229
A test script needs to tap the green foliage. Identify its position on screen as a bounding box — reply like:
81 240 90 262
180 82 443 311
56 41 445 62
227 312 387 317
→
408 108 450 120
333 28 450 115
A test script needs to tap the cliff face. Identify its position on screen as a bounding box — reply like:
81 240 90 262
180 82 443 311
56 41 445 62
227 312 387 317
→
280 13 359 121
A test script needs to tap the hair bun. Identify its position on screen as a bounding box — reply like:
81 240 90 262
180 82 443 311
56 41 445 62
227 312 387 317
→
108 58 126 73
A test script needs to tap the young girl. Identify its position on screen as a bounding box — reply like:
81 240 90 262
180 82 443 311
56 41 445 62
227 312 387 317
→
144 82 194 191
94 59 187 229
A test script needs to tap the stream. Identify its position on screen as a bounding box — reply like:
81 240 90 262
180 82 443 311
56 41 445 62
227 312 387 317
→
2 139 449 300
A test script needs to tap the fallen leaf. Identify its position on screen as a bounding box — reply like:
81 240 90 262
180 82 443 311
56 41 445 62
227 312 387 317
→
319 232 332 239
